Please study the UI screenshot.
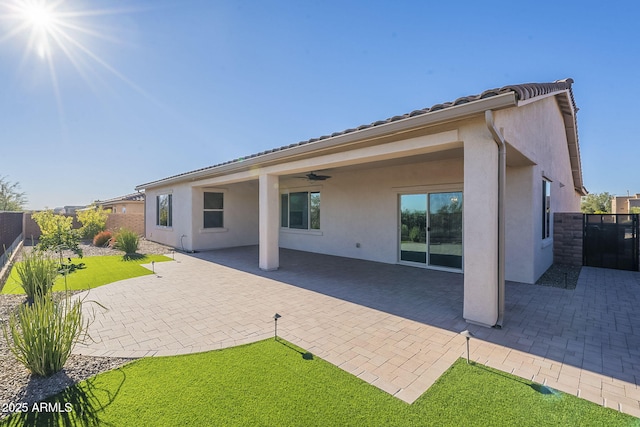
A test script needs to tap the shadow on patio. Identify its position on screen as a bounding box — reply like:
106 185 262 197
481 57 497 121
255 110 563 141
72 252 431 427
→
191 245 467 331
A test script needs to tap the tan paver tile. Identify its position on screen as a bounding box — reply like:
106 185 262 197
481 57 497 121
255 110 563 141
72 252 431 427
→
371 377 401 396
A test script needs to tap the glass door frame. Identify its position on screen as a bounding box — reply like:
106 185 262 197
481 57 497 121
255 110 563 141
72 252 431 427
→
397 187 464 273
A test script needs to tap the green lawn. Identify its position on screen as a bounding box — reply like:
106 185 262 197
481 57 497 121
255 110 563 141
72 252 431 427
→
1 254 172 294
2 339 636 426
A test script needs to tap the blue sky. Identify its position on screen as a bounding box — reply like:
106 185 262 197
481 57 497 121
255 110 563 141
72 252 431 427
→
1 0 638 210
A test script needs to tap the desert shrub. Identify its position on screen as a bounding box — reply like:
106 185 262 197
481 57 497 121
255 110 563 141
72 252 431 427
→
3 294 85 377
15 251 59 304
409 226 422 243
93 230 113 247
32 210 82 257
113 228 139 254
77 205 109 239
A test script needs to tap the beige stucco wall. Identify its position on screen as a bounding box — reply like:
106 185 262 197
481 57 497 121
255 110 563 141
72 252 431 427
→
612 195 640 214
145 181 259 251
145 182 191 249
191 181 259 251
278 157 463 264
497 95 582 282
461 120 499 326
106 202 144 215
504 165 536 283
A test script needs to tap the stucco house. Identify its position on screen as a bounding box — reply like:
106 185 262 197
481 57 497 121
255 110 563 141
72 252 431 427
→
95 193 145 215
611 194 640 214
135 78 585 327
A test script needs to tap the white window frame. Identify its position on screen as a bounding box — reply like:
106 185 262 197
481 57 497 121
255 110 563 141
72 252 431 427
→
542 178 552 241
280 189 321 231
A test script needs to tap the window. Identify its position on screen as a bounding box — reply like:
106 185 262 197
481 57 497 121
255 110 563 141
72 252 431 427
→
542 180 551 239
280 194 289 228
204 192 224 228
281 191 320 230
156 194 172 227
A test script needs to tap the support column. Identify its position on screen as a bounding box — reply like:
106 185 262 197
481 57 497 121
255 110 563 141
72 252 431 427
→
463 136 499 327
259 173 279 270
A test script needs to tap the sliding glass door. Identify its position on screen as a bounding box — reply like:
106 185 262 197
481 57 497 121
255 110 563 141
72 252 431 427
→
428 192 463 269
399 192 463 270
400 194 427 263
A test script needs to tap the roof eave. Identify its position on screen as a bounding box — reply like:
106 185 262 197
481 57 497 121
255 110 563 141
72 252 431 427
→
136 92 517 191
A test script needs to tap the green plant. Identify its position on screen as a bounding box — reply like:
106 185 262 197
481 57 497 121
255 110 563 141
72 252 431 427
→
0 175 27 211
15 251 59 304
409 226 422 242
77 205 109 239
58 259 86 276
31 210 82 257
113 229 139 255
93 230 113 247
2 294 85 377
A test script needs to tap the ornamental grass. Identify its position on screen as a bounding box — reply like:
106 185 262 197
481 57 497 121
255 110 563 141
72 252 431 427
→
15 251 58 305
3 294 85 377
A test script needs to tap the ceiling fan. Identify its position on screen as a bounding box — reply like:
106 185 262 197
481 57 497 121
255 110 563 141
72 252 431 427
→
299 172 332 181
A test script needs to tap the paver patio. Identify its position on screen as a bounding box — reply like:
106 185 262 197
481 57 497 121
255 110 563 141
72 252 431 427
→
73 246 640 417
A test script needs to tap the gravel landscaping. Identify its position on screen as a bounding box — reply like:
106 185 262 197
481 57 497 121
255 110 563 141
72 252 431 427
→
535 263 582 290
0 239 172 420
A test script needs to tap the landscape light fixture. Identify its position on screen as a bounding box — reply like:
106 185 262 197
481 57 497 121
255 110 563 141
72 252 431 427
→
460 330 475 364
151 261 155 274
273 313 281 340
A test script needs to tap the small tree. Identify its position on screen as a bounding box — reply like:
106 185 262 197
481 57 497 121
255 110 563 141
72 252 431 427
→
32 210 82 257
581 192 612 214
77 204 109 239
0 175 27 211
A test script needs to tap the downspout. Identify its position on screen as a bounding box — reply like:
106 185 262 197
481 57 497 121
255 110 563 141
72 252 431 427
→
137 189 146 241
485 110 506 328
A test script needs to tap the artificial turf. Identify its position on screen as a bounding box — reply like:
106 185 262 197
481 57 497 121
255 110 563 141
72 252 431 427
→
1 254 172 294
2 339 636 426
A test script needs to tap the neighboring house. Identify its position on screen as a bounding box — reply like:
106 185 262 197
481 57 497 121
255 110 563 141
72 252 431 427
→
95 193 145 214
54 205 86 215
611 194 640 214
136 78 585 327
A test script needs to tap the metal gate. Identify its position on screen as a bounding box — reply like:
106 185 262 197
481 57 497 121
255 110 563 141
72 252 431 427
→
583 214 639 271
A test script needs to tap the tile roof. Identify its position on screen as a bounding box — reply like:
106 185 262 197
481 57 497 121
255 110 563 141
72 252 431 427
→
138 78 577 188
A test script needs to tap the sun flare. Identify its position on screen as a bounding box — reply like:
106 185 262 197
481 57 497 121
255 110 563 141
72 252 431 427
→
22 2 53 28
21 2 56 57
0 0 147 97
1 0 62 59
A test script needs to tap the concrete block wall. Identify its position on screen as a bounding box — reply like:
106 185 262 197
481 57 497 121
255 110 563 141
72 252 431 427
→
0 211 24 252
106 214 144 235
553 212 583 266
